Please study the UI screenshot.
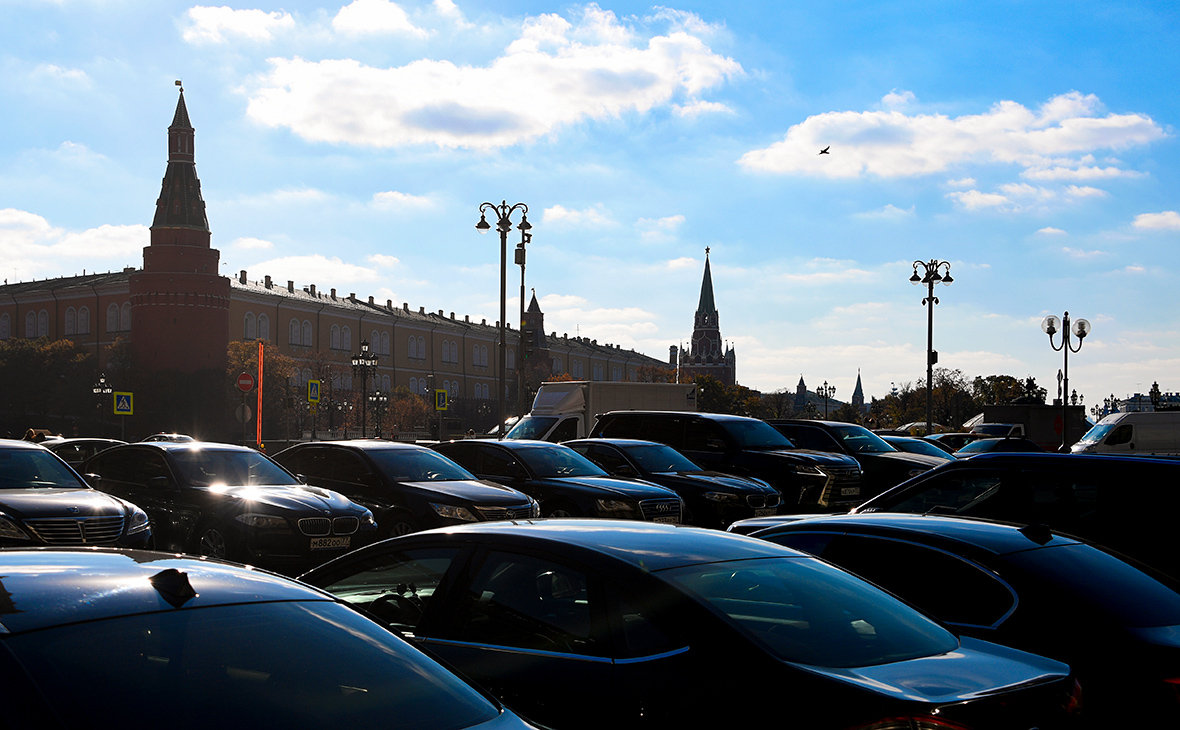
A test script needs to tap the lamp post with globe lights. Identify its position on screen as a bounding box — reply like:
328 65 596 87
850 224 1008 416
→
911 259 953 436
1042 311 1091 452
351 340 379 438
817 381 836 419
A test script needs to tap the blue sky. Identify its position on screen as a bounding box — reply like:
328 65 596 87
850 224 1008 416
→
2 0 1177 409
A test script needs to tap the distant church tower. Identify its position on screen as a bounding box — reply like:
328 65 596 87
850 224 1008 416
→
795 375 808 411
676 249 736 386
852 370 865 411
129 84 230 373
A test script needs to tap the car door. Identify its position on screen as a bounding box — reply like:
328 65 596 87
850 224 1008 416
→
574 443 639 478
87 447 197 550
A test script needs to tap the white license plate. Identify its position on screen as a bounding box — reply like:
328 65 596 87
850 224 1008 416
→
652 516 680 524
311 536 351 550
840 487 860 496
754 508 777 517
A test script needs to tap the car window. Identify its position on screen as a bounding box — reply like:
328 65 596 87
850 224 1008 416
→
474 446 521 479
0 448 86 489
624 444 701 473
597 416 682 447
169 449 299 487
684 419 730 451
368 448 476 482
776 425 839 452
829 425 895 454
315 547 461 635
548 418 579 443
881 471 1008 515
518 446 607 478
717 420 793 450
574 444 631 474
445 551 604 657
1106 424 1133 446
507 416 558 440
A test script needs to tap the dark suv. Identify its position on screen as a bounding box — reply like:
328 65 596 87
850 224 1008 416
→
767 420 944 501
590 411 862 509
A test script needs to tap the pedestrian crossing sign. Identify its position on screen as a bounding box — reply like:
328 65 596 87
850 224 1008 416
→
434 389 448 411
113 392 134 416
308 380 321 403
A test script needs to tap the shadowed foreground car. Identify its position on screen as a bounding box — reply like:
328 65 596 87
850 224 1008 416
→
0 440 150 548
0 548 540 730
301 520 1082 730
753 513 1180 726
81 442 376 574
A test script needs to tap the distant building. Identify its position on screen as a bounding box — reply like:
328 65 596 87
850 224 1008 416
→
851 370 865 412
672 249 736 385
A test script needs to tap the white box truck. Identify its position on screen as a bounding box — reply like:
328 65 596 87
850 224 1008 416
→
506 381 697 442
1071 411 1180 456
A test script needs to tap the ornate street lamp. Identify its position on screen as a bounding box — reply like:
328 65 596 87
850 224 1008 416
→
1042 311 1091 452
1150 381 1162 411
911 259 953 437
817 381 836 419
477 200 530 439
92 372 113 409
351 340 379 437
368 389 389 438
515 232 531 419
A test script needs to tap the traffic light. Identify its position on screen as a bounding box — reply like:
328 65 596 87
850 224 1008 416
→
524 329 535 359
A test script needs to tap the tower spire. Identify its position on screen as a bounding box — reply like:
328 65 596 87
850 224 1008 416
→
696 247 716 316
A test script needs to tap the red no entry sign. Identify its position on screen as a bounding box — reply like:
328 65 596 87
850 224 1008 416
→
237 372 255 392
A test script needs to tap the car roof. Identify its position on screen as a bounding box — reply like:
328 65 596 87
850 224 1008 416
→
0 440 53 452
0 548 331 634
754 513 1083 556
598 411 758 423
398 519 802 572
935 451 1180 466
122 441 259 453
565 438 665 447
283 440 427 452
440 439 568 450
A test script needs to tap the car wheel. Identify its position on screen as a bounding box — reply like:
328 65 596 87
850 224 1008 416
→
545 501 581 518
383 511 417 539
195 525 231 559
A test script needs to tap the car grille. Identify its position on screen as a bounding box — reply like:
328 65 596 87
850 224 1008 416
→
476 503 538 521
25 516 125 545
297 516 360 536
824 466 862 481
639 498 682 522
746 494 781 509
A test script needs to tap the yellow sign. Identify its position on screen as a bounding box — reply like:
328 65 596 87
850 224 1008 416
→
308 380 321 403
434 389 448 411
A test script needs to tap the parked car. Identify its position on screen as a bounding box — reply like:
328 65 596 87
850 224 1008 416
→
926 431 986 451
44 437 127 467
1073 410 1180 456
752 513 1180 726
564 437 782 529
766 419 943 500
81 441 376 574
971 422 1025 437
141 432 196 442
0 440 150 548
272 440 539 538
301 520 1081 730
589 411 862 509
846 452 1180 578
953 437 1045 457
432 439 684 522
0 548 540 730
880 435 956 461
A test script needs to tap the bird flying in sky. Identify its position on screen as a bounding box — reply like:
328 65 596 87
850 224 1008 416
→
819 146 830 155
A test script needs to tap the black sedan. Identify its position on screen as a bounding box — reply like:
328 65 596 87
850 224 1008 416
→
301 520 1081 730
273 440 539 538
433 439 684 523
881 435 956 461
752 513 1180 726
0 548 541 730
564 438 781 529
0 440 150 548
44 437 127 467
954 437 1046 457
81 442 376 574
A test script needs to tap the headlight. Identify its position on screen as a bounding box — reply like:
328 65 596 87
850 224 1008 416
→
595 499 637 515
431 503 479 522
235 513 291 530
0 515 30 541
361 509 377 527
793 464 827 477
126 506 151 535
529 498 541 518
703 492 741 503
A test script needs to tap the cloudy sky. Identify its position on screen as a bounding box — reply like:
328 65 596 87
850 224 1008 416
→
2 0 1177 408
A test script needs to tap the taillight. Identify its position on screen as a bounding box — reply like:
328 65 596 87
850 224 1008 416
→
844 717 971 730
1164 677 1180 704
1065 678 1084 714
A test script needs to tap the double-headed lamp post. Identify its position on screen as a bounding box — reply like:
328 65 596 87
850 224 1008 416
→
92 372 113 408
1150 381 1162 411
516 232 531 420
351 340 379 438
817 381 836 419
477 200 531 439
1042 311 1091 452
368 390 389 438
911 260 953 436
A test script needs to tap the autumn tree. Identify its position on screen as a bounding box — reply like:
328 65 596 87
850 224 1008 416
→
226 341 297 444
634 365 677 383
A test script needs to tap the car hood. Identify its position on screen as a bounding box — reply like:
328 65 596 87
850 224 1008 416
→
658 472 777 494
549 475 676 499
862 451 945 469
400 479 531 504
0 488 130 519
197 484 358 514
763 449 860 468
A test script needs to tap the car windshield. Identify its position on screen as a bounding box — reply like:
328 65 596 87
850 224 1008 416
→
170 449 300 487
1077 423 1114 444
662 557 958 668
955 439 1001 455
721 421 795 450
888 439 953 460
830 425 895 454
506 416 558 440
519 446 608 478
6 600 500 730
0 448 87 489
624 444 702 473
368 448 477 482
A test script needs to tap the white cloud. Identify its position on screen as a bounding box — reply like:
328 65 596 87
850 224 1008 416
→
432 0 472 28
367 254 400 267
32 64 89 83
1065 185 1108 198
181 6 295 43
673 100 733 117
946 177 975 188
231 237 274 250
1062 246 1105 258
1133 211 1180 230
738 91 1165 179
543 204 614 227
1037 227 1066 235
371 190 434 208
775 259 876 285
636 214 685 242
244 254 383 284
1124 265 1147 274
881 89 915 109
665 256 697 269
0 209 146 280
245 6 742 149
854 203 914 220
946 190 1009 210
333 0 429 38
1023 165 1144 181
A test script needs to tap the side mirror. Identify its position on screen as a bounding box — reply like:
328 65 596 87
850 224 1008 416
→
148 475 172 489
83 473 101 487
614 464 637 477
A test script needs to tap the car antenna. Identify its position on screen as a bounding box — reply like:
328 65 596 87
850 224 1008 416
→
1017 523 1054 546
150 568 198 608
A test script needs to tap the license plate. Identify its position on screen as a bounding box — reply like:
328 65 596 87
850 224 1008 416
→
652 516 680 524
754 508 777 517
311 536 350 550
840 487 860 496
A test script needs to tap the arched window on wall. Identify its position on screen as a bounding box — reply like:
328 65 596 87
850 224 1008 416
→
120 303 131 331
507 348 515 370
371 330 380 352
301 320 312 346
78 306 89 335
107 305 120 334
330 325 341 350
483 383 490 399
244 313 257 340
342 374 353 390
258 314 269 341
37 310 49 337
25 312 36 338
450 341 459 364
408 336 418 359
381 375 390 391
479 345 487 367
472 344 479 366
290 319 301 345
417 336 425 360
342 326 352 351
380 331 389 355
409 377 419 393
65 308 77 336
0 313 10 340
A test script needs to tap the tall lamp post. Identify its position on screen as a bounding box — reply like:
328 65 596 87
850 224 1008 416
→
515 232 531 419
911 260 953 436
92 372 113 434
1042 311 1091 452
817 381 836 419
1150 381 1162 411
477 200 531 439
368 390 389 438
351 340 379 438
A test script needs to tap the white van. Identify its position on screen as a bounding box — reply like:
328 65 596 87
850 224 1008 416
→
1072 411 1180 456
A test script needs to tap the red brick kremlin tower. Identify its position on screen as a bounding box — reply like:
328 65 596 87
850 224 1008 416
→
129 85 230 373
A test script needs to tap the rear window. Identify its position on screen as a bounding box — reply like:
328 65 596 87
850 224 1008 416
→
661 557 958 668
